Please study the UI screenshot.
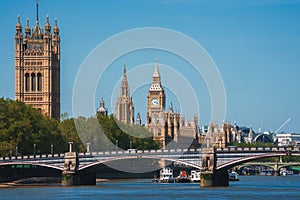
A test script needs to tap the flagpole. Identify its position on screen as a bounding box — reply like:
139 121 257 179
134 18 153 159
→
36 0 39 22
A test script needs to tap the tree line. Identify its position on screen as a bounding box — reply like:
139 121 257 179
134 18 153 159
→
0 98 160 157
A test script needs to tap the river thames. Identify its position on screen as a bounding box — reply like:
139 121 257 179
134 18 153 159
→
0 176 300 200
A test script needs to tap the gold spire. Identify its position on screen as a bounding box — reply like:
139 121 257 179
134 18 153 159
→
45 15 51 32
25 18 30 34
16 15 22 31
53 18 59 34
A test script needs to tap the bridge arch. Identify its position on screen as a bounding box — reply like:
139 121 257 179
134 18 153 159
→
79 155 202 171
217 153 300 171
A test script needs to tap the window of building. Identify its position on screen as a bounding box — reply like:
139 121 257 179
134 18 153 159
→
37 73 42 91
31 73 36 91
25 73 30 92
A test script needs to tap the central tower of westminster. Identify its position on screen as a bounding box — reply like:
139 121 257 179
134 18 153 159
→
14 1 60 119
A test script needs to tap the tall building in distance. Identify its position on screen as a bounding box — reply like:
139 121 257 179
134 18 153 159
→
14 2 60 119
146 58 199 148
97 98 108 116
115 65 134 125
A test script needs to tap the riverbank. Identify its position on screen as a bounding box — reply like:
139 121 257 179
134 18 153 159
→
0 177 61 188
0 177 112 188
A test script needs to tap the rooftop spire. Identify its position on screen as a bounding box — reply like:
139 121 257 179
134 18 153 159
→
53 18 59 34
169 102 173 112
25 18 31 34
16 15 22 31
45 15 51 32
123 64 127 77
153 57 160 78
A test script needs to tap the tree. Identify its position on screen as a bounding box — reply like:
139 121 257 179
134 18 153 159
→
0 97 66 156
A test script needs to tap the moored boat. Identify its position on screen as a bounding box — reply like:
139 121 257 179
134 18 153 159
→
189 170 201 182
176 171 191 183
159 167 175 183
228 171 239 181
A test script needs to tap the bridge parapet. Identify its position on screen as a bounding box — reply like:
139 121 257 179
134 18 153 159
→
217 146 300 153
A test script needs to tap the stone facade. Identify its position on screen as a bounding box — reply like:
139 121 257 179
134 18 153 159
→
14 12 60 119
145 59 198 148
115 65 134 125
199 122 234 148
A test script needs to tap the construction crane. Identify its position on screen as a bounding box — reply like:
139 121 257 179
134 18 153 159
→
275 117 292 134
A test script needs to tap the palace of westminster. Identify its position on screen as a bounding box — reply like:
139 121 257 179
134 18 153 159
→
14 3 256 149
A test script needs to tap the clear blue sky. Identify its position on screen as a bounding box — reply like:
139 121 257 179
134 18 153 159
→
1 0 300 133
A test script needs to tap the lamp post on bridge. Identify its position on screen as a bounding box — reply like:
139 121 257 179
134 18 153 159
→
86 143 90 153
15 146 18 157
51 144 54 157
130 140 132 149
68 142 73 152
34 143 36 158
116 140 118 153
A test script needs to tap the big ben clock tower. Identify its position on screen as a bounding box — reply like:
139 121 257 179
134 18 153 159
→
146 58 168 146
147 58 165 114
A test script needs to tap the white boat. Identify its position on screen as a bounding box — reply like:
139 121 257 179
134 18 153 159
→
228 171 239 181
190 170 201 182
280 168 294 176
159 167 175 183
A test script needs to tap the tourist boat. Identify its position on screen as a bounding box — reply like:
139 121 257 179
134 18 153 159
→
228 171 239 181
280 168 294 176
176 171 191 183
159 167 175 183
189 170 201 182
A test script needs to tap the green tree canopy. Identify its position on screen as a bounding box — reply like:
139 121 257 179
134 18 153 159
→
0 97 67 156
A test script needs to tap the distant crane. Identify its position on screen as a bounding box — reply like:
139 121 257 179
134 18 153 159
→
275 117 292 134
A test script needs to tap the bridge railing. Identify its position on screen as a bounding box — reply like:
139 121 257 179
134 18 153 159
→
77 148 202 157
0 148 202 162
0 153 65 161
217 146 299 152
1 146 299 162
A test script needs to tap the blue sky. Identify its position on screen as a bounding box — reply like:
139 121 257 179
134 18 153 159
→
1 0 300 133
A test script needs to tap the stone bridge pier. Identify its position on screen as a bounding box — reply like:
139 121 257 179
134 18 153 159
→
200 147 228 187
61 142 96 186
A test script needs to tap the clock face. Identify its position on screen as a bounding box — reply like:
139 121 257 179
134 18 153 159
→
151 98 159 106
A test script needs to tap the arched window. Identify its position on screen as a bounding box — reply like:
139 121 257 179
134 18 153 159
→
31 73 36 91
25 73 30 92
37 73 42 91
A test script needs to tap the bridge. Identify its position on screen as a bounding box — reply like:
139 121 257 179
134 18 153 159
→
0 145 299 187
237 161 300 175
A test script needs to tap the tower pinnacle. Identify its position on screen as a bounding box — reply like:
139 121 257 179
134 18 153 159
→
153 57 160 78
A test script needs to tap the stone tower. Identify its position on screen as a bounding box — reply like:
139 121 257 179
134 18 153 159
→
146 58 166 114
146 58 169 147
97 98 108 116
115 65 134 124
145 58 198 149
14 2 60 119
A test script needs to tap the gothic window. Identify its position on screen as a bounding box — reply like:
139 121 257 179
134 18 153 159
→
25 73 30 92
37 73 42 91
158 128 161 136
31 73 36 91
